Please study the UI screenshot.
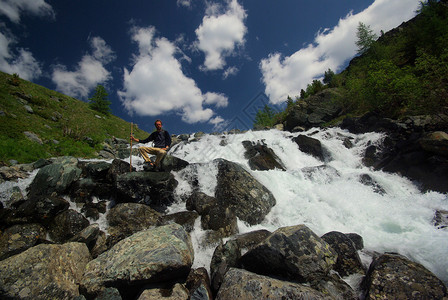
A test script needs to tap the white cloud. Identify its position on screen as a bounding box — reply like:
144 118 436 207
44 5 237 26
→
0 0 54 23
260 0 421 104
223 66 239 79
0 31 41 80
51 36 115 99
118 26 229 124
177 0 192 8
195 0 247 71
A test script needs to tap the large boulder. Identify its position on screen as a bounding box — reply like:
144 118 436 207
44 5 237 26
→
284 88 343 131
292 135 325 161
161 155 190 172
362 253 447 299
321 231 365 277
210 240 241 294
80 224 194 298
48 209 90 243
185 268 213 300
242 140 286 171
0 242 91 299
27 156 82 198
215 268 332 300
11 195 69 226
240 225 337 283
214 159 276 225
106 203 162 240
0 223 46 260
115 171 178 212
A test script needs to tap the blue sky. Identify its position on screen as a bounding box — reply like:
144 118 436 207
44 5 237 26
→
0 0 421 135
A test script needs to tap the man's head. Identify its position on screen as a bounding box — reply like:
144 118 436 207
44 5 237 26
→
154 119 163 131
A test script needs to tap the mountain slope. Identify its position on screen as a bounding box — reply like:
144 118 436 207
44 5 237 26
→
0 71 148 164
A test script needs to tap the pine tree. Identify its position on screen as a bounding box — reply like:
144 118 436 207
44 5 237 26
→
356 22 378 55
89 85 111 115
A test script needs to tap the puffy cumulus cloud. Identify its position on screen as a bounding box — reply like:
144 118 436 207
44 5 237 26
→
51 36 115 99
195 0 247 71
260 0 421 104
0 0 54 23
0 31 42 80
118 26 228 125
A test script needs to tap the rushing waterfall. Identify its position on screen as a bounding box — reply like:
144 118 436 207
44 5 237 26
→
1 127 447 286
167 127 448 285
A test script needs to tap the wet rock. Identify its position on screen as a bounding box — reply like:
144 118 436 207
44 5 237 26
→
214 159 276 225
433 210 448 229
240 224 337 283
210 240 241 294
232 230 272 251
69 223 101 251
186 192 218 214
419 131 448 156
345 233 364 250
27 156 82 198
321 231 365 277
106 203 161 242
0 165 29 183
0 223 46 260
292 134 325 161
362 252 447 299
310 273 359 300
215 268 332 300
185 268 212 300
115 171 177 212
161 211 199 233
161 155 189 172
0 242 91 300
13 195 70 226
359 174 386 195
137 283 189 300
81 224 194 298
200 205 238 237
49 209 90 243
242 140 286 171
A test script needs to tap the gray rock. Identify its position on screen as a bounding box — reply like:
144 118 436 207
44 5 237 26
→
210 240 241 294
419 131 448 156
27 156 82 198
186 192 218 214
321 231 365 277
137 283 189 300
433 210 448 229
292 134 325 161
24 105 33 114
49 209 90 243
23 131 42 144
215 268 332 300
0 223 46 260
362 253 447 299
0 242 91 300
81 224 194 297
106 203 162 241
161 211 199 233
214 159 276 225
115 171 177 212
240 224 337 283
242 140 286 171
185 268 212 300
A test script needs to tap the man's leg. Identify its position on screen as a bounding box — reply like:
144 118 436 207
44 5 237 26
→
138 147 166 167
153 148 167 167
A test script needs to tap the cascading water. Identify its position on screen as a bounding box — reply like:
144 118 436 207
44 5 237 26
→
0 127 447 286
167 127 448 285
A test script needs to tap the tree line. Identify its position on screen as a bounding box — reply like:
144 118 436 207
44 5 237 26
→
254 0 448 128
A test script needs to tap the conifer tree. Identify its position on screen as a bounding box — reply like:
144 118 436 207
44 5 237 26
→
89 85 111 115
356 22 378 55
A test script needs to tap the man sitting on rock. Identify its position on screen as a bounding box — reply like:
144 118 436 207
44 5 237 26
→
131 119 171 171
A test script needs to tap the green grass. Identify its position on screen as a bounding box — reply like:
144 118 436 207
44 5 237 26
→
0 71 149 165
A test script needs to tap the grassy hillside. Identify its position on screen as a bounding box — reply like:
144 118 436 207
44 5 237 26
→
0 71 149 165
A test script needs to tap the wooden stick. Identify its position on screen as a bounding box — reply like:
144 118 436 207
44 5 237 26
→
130 122 133 172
